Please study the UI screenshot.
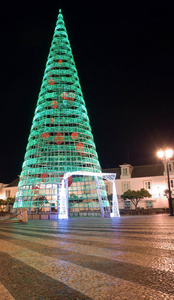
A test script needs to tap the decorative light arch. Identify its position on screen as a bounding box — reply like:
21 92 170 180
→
58 171 120 219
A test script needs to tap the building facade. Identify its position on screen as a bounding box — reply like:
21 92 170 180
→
1 161 173 211
104 161 173 210
0 179 18 201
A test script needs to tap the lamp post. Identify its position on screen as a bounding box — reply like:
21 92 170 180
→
157 148 173 216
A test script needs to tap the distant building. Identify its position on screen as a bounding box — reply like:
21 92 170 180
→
0 179 19 200
104 162 172 210
0 183 8 200
0 161 173 210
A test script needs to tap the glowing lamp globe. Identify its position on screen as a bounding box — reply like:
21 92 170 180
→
157 150 164 159
157 149 173 159
165 149 173 159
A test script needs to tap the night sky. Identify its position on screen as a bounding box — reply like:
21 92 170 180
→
1 1 174 183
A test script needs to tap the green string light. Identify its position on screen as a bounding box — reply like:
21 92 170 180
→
14 10 110 214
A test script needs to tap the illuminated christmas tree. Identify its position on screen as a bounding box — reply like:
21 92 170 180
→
14 9 113 217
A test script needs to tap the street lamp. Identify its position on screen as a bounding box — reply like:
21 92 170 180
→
157 148 174 216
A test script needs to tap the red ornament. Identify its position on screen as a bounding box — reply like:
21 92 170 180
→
61 92 68 99
41 173 48 178
48 72 52 77
51 100 58 109
61 92 75 102
71 132 78 139
68 176 73 187
32 185 39 190
58 59 63 65
76 142 85 155
41 173 49 182
42 132 50 139
67 92 75 102
54 133 64 145
50 118 54 122
48 78 55 85
60 175 73 187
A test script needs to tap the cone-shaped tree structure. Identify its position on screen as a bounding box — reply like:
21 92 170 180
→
14 9 110 215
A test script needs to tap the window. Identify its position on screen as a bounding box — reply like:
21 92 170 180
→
146 201 153 208
144 181 151 190
124 200 130 209
6 190 10 197
123 168 128 176
123 182 129 192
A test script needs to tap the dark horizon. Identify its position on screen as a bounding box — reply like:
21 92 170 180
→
1 1 174 183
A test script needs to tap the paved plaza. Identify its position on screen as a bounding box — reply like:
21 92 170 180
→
0 215 174 300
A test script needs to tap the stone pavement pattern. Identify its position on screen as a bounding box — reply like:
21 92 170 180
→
0 215 174 299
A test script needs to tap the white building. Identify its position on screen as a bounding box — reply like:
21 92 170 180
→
0 179 18 200
103 162 174 210
0 161 173 211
